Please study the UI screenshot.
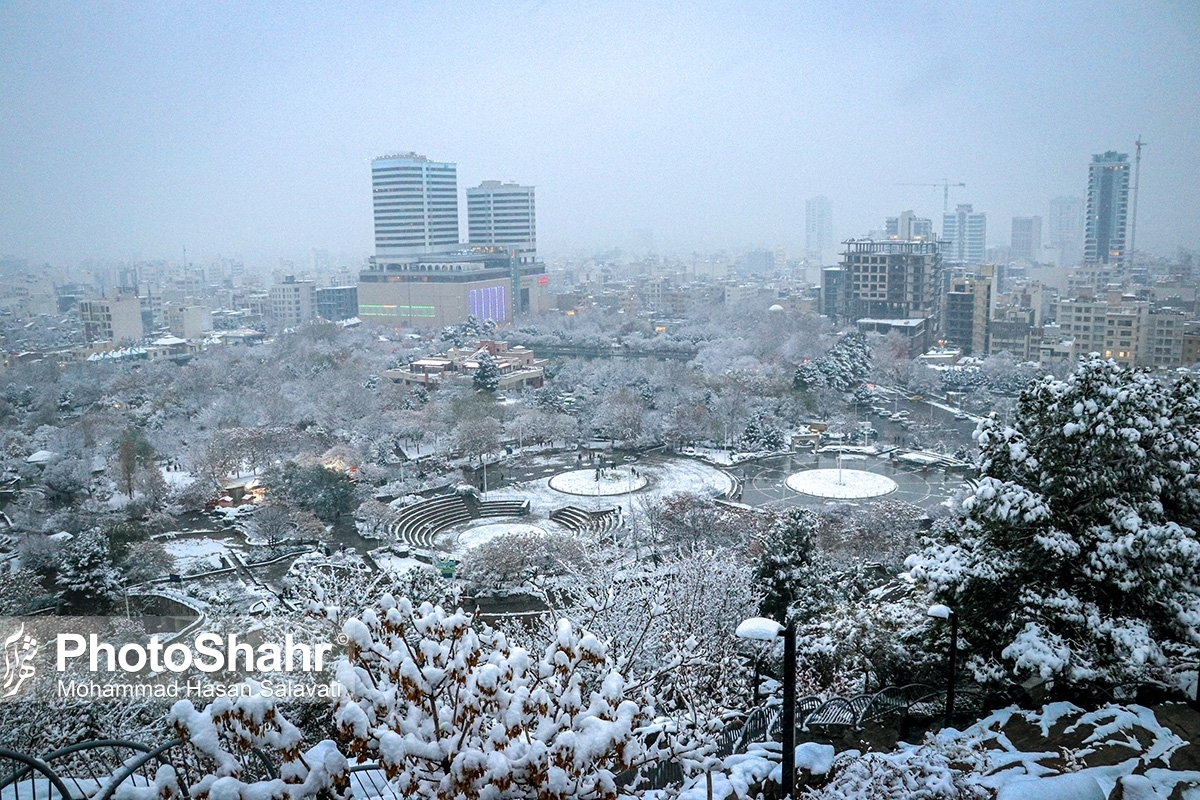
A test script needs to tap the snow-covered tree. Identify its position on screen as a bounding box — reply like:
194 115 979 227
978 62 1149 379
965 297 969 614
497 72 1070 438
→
56 529 122 612
472 352 501 392
906 356 1200 688
817 332 872 393
335 598 699 799
452 415 502 463
457 531 589 591
167 690 349 800
753 508 823 623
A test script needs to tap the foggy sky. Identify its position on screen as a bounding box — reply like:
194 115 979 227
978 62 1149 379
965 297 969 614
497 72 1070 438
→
2 1 1198 267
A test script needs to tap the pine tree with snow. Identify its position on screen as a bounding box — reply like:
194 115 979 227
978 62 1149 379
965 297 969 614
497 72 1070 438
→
817 332 872 393
753 508 825 623
906 356 1200 688
56 529 122 612
473 352 501 392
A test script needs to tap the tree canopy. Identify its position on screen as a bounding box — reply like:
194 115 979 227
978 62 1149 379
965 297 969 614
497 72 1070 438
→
907 356 1200 688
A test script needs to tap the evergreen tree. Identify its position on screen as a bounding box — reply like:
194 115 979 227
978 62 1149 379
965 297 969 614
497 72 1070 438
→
56 530 122 612
754 508 824 623
472 352 501 392
793 361 824 392
268 463 356 523
907 357 1200 687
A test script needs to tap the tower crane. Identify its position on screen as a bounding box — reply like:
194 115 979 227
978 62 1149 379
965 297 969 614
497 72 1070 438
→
896 179 966 214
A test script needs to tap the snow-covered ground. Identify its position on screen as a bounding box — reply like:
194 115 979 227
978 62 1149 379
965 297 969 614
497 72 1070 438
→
785 468 898 499
160 537 230 572
548 466 648 496
484 456 735 520
669 701 1199 800
160 468 196 489
370 552 435 576
454 522 548 549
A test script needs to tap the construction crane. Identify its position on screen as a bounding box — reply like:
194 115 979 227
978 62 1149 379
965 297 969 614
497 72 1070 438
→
1128 136 1146 268
896 179 966 214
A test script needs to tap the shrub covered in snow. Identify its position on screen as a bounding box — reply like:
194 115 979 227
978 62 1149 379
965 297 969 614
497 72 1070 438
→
334 597 706 800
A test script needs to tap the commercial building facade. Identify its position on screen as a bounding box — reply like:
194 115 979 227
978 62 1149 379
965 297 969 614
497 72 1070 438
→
466 181 537 264
372 153 460 258
358 249 549 328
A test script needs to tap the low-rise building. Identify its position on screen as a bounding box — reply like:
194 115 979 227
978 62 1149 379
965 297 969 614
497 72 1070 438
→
384 339 547 390
79 292 143 343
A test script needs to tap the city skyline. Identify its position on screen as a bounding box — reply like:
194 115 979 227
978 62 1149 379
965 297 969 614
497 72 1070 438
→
1 2 1198 265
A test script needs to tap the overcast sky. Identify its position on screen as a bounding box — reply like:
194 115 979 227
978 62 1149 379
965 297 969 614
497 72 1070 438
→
2 1 1197 267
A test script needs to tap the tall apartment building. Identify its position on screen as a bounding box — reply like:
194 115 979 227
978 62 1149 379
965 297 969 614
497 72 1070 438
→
269 276 316 326
1057 297 1109 358
1049 196 1084 266
805 196 833 263
1057 294 1185 368
1084 151 1130 267
79 292 143 343
823 239 942 326
943 265 996 355
1146 308 1185 369
885 211 934 241
1010 217 1043 262
745 250 776 273
372 153 459 257
942 204 987 264
466 181 536 264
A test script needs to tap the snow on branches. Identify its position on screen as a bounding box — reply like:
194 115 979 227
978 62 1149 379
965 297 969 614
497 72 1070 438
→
163 687 349 800
906 356 1200 689
334 596 701 800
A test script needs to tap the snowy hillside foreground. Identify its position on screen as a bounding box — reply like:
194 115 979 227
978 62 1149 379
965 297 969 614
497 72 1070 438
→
667 702 1199 800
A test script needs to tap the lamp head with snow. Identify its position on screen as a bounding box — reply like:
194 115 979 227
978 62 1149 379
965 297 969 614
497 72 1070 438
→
927 604 954 620
735 617 784 641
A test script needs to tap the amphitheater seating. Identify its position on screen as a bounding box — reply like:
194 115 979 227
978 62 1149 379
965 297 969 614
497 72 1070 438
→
476 499 530 518
550 505 621 534
382 496 534 550
383 495 472 549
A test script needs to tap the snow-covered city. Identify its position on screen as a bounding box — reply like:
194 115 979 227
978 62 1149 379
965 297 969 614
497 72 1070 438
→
1 3 1198 799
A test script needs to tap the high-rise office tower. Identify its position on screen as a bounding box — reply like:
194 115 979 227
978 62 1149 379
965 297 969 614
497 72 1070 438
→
942 204 987 264
1084 151 1130 267
466 181 537 264
1049 196 1085 266
1010 217 1043 262
805 196 833 262
371 153 459 257
885 211 934 240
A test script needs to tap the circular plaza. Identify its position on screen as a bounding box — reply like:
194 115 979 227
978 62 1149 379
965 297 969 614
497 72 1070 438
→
785 468 898 499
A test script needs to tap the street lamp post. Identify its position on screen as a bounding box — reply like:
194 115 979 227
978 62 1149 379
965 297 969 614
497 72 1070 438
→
927 604 958 727
737 617 796 799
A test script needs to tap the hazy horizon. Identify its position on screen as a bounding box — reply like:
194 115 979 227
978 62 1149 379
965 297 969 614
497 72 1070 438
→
2 1 1198 267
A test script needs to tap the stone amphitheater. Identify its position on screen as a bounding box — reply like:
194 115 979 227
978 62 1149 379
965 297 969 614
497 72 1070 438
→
376 491 622 554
